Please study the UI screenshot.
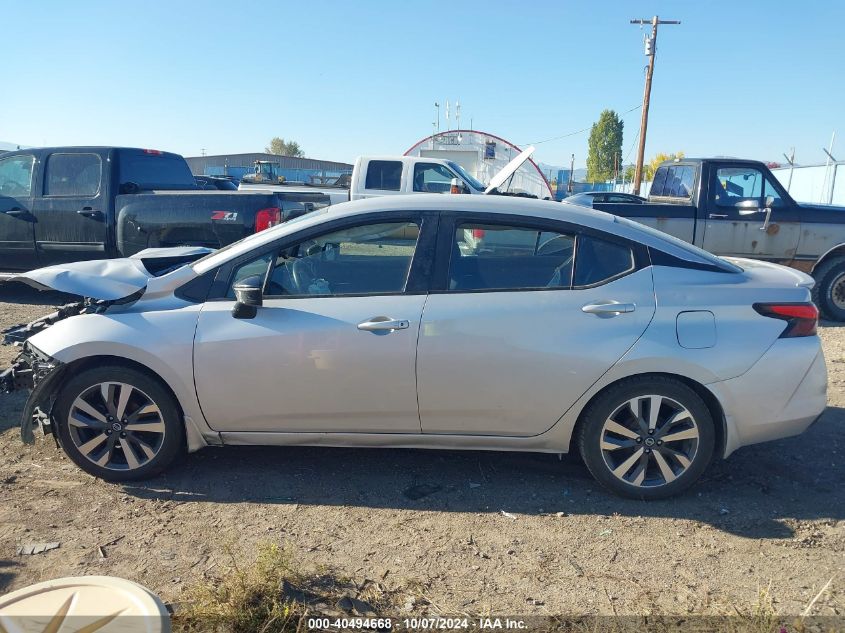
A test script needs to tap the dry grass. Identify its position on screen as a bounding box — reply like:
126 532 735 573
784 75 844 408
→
173 542 305 632
172 544 839 633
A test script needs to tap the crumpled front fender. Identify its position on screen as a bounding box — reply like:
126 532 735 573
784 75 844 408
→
1 343 65 444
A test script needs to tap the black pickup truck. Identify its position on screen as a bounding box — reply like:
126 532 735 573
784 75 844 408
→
588 157 845 319
0 147 329 276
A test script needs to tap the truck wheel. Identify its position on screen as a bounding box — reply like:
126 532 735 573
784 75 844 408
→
812 257 845 321
54 365 184 482
577 376 715 500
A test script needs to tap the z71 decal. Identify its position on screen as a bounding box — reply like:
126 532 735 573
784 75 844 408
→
211 211 238 221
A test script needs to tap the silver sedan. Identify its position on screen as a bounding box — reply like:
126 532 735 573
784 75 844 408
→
1 195 827 499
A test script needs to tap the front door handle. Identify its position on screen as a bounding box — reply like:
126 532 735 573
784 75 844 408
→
582 302 636 315
77 207 104 221
708 213 728 219
3 208 33 221
357 317 410 332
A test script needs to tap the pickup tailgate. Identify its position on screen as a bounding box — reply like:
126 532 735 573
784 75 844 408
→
115 190 330 255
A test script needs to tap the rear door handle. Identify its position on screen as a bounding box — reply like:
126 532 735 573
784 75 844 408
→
77 207 104 221
582 302 636 315
357 317 410 332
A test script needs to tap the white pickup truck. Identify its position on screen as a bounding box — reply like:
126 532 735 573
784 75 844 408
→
238 147 536 204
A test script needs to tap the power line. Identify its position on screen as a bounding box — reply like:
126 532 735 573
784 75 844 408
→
523 104 642 146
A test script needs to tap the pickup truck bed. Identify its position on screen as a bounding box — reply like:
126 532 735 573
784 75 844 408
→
0 147 329 275
585 157 845 319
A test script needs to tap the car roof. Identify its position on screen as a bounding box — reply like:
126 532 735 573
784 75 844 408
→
193 194 725 274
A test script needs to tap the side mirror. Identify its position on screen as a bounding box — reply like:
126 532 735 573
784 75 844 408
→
232 275 263 319
736 199 762 215
765 195 776 209
450 178 469 194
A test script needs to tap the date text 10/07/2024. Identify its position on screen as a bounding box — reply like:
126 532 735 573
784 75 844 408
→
306 617 528 630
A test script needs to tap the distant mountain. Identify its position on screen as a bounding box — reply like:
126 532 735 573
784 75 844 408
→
0 141 27 152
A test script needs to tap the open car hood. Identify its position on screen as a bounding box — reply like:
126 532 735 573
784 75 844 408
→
485 145 536 194
8 246 213 300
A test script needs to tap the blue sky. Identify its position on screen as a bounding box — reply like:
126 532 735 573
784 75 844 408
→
2 0 842 169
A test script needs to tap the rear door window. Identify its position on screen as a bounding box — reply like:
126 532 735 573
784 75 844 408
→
364 160 402 191
449 223 575 291
44 153 102 197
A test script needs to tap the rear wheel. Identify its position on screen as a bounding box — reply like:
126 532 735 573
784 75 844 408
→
812 257 845 321
54 365 184 481
577 376 715 500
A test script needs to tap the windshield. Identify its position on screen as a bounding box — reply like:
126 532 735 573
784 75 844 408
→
191 207 330 271
446 161 485 191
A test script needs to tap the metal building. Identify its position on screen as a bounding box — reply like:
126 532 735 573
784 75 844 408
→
403 130 554 199
185 153 353 183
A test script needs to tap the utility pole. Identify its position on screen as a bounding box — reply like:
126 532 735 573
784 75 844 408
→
567 153 575 194
630 15 680 195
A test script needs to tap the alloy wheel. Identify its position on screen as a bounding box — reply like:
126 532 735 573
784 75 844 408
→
600 395 700 488
830 272 845 310
67 382 166 471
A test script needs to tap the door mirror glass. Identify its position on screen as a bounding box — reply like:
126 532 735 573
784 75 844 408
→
232 274 264 319
736 199 762 214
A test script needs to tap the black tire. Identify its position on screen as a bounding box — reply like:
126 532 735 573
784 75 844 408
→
54 364 184 482
812 257 845 321
577 376 715 500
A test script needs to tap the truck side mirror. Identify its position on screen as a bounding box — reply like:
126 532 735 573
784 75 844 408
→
765 195 776 209
736 199 762 215
232 275 263 319
450 178 469 194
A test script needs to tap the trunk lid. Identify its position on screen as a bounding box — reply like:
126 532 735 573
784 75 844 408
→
722 256 815 289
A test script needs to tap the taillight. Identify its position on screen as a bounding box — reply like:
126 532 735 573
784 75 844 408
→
254 207 281 233
753 303 818 338
142 149 163 155
472 228 486 239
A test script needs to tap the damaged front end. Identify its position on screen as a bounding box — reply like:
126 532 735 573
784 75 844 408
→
0 341 65 444
1 293 140 444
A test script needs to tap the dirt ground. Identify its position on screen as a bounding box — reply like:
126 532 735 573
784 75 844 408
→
0 282 842 618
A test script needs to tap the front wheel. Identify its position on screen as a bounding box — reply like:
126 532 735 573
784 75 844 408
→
577 377 715 500
54 365 184 482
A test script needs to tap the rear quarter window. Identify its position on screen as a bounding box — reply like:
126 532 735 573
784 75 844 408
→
364 160 402 191
573 235 635 286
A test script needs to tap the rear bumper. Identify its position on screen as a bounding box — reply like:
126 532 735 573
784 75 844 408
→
710 337 827 457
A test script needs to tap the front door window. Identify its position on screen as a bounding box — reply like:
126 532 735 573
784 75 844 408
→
0 155 35 198
227 220 421 298
713 166 783 208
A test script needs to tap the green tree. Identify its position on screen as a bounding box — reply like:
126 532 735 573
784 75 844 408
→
586 110 624 182
265 137 304 158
